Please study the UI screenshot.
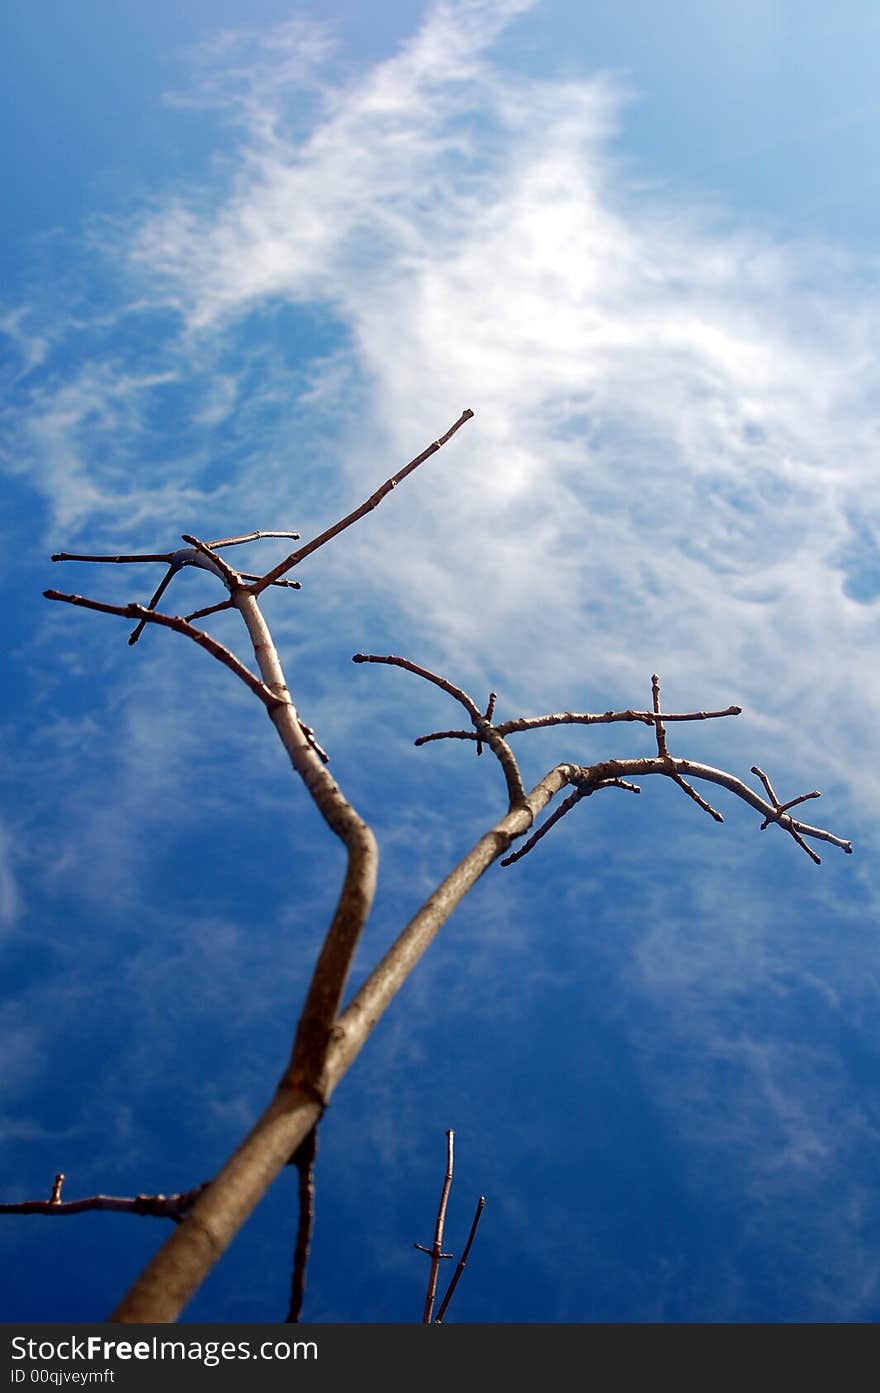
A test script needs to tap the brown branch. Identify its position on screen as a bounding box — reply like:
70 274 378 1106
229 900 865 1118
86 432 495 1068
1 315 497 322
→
110 590 379 1322
651 673 669 757
565 757 851 857
0 1179 210 1223
751 766 824 863
105 730 849 1320
44 591 283 709
208 530 300 548
53 536 302 644
648 676 721 822
501 778 639 866
477 691 497 757
51 551 179 564
415 703 742 744
354 654 526 809
184 598 236 622
435 1195 486 1324
415 1131 456 1324
286 1128 317 1323
43 434 850 1329
353 653 482 720
668 773 725 822
248 410 474 595
327 763 575 1089
128 563 181 645
180 533 241 592
500 753 850 869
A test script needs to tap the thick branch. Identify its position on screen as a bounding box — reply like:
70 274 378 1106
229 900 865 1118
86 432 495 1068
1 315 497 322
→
327 763 573 1083
115 763 572 1321
111 591 378 1323
105 729 848 1322
249 410 474 595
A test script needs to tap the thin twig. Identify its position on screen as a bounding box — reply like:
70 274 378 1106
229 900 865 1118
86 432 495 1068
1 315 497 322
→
181 534 241 592
185 599 236 622
355 654 526 809
415 1131 456 1325
651 673 669 757
44 591 284 710
286 1128 318 1323
209 530 300 548
435 1196 486 1324
0 1180 210 1223
476 691 497 757
353 653 482 720
51 551 178 565
668 774 725 822
415 704 742 744
751 766 823 863
249 410 474 595
128 563 181 645
501 779 639 866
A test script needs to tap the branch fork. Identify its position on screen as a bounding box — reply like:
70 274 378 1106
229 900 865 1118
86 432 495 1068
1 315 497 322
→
26 404 853 1327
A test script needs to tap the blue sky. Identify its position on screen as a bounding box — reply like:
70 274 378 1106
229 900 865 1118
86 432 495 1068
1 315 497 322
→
2 0 880 1323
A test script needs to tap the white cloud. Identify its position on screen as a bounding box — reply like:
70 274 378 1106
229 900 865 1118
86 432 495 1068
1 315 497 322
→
42 0 867 819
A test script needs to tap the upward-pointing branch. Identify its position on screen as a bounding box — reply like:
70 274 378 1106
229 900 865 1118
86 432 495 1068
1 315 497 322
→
248 409 474 595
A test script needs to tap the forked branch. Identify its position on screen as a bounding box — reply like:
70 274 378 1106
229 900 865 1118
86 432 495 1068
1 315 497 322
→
356 656 851 865
414 1131 485 1324
29 405 852 1328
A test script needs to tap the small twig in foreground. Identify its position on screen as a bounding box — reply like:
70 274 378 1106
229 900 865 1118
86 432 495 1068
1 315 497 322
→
501 778 640 866
434 1196 486 1325
415 1131 456 1324
286 1128 318 1323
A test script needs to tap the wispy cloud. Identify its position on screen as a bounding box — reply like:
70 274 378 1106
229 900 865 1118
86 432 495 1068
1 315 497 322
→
9 0 873 793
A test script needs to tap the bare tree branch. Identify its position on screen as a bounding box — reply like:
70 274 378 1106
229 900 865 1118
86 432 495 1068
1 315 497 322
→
751 765 824 863
248 410 474 595
286 1128 318 1323
435 1195 486 1324
414 1131 455 1324
353 654 526 808
44 591 279 704
415 703 743 745
0 1176 210 1223
33 404 852 1327
501 778 640 866
476 692 497 757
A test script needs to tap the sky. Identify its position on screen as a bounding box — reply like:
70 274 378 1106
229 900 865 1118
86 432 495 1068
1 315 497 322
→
2 0 880 1324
